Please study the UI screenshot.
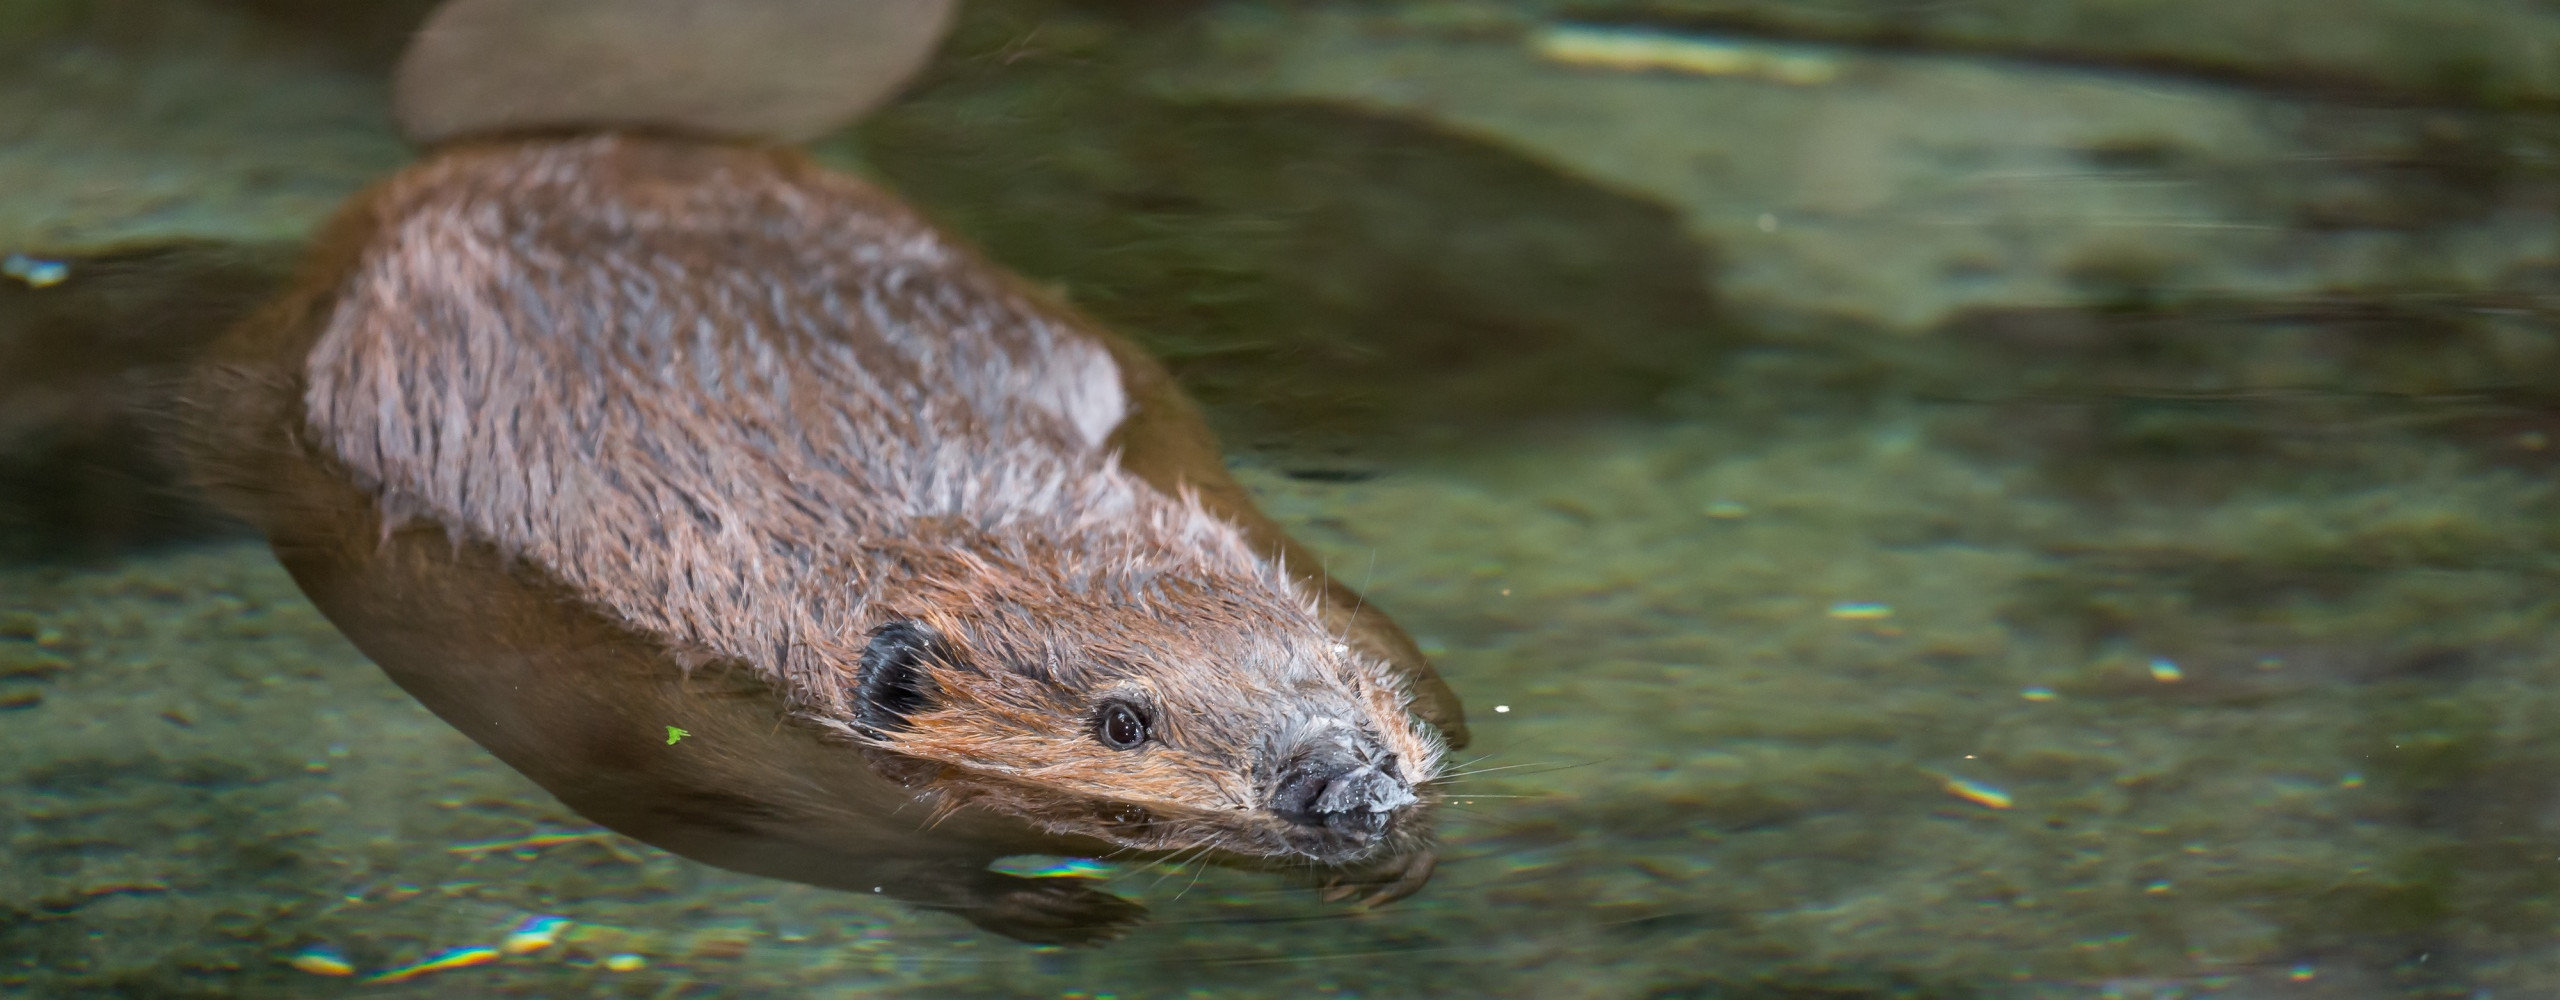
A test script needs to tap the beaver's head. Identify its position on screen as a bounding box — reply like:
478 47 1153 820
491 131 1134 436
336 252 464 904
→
838 540 1445 869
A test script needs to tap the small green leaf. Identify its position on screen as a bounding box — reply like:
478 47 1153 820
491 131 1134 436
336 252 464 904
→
665 726 689 745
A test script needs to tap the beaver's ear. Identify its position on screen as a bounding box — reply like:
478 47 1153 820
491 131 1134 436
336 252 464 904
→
393 0 959 147
856 620 948 734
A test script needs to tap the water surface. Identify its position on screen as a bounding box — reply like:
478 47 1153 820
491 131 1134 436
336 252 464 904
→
8 1 2560 996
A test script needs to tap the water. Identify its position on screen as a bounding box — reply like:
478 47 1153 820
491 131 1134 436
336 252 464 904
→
7 0 2560 996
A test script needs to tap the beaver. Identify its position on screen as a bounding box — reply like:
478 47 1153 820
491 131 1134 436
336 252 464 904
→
181 0 1465 944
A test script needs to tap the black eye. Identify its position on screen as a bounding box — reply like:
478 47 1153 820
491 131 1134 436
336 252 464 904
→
1094 701 1149 750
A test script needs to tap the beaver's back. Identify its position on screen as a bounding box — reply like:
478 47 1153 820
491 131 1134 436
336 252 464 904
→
294 134 1285 719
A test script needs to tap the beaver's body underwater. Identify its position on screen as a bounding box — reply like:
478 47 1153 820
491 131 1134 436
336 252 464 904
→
187 129 1464 942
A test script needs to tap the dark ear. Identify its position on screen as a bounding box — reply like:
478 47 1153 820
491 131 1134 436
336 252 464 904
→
856 620 947 735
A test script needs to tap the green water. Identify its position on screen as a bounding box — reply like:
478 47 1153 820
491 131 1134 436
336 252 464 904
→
10 0 2560 996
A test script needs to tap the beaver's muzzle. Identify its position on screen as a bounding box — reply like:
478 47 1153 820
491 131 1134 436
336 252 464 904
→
1273 752 1417 838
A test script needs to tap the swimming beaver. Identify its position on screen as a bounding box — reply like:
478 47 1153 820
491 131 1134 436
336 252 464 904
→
182 0 1465 944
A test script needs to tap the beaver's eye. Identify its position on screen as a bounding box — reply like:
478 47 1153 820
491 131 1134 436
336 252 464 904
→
1094 701 1149 750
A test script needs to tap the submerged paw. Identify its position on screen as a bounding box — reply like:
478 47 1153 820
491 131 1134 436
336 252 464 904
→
956 873 1150 946
1319 848 1439 908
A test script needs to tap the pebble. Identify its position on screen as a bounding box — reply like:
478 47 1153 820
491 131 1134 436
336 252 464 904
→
502 915 571 954
364 946 499 983
2 253 69 288
1942 776 2014 810
285 946 354 977
1531 24 1843 85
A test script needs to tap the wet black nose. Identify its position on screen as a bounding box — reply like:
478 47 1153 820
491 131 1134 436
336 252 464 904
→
1273 756 1410 837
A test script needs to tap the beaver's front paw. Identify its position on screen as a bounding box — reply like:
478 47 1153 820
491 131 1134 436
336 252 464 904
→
952 873 1149 946
1319 847 1437 908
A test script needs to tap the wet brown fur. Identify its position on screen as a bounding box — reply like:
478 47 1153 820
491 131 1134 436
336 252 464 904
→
184 133 1463 943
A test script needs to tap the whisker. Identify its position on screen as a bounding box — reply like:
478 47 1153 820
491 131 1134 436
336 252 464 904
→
1172 836 1231 901
1430 759 1608 783
1145 841 1220 893
1430 759 1578 780
1430 732 1562 774
1443 748 1508 772
1104 845 1184 886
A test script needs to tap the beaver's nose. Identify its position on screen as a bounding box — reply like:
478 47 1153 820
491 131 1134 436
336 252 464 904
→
1273 754 1415 837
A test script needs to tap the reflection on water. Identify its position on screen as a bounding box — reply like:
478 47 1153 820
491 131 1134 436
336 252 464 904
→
8 0 2560 996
